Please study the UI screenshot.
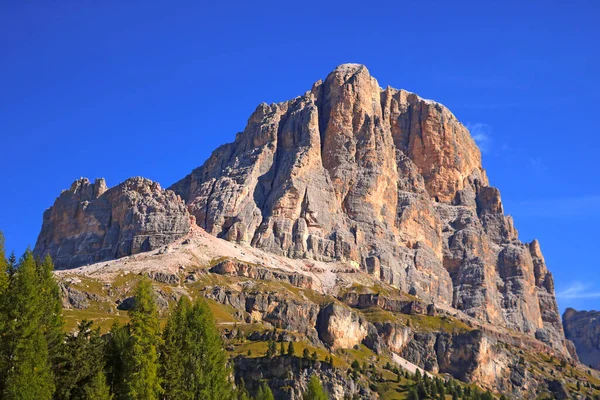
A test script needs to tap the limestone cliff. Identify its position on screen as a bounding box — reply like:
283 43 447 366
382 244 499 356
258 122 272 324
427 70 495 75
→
169 64 567 355
34 177 191 269
563 308 600 369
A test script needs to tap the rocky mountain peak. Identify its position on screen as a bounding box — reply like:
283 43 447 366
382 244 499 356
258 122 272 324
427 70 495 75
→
35 64 571 358
166 64 569 355
34 177 190 269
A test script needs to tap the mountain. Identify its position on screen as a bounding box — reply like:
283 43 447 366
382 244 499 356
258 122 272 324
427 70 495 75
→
167 63 566 354
34 177 191 269
564 308 600 370
33 64 600 398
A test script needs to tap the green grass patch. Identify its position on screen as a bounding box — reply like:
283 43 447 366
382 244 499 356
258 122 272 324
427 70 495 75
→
206 298 237 323
63 309 130 333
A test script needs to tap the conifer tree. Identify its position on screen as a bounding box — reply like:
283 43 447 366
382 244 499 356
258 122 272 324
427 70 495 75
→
188 298 233 399
160 296 190 399
236 378 251 400
84 371 113 400
0 232 9 371
0 232 8 296
126 278 162 399
406 387 419 400
303 348 310 359
415 368 421 382
104 321 130 399
55 320 108 400
1 251 54 399
303 375 328 400
280 341 286 356
288 341 295 357
37 254 64 383
160 296 233 400
7 252 16 276
266 340 277 358
255 382 275 400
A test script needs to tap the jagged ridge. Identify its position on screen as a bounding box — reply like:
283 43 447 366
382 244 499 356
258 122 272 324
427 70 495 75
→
167 64 567 355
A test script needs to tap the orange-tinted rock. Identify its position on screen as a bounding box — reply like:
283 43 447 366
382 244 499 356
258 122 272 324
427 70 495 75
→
34 177 191 269
169 64 567 355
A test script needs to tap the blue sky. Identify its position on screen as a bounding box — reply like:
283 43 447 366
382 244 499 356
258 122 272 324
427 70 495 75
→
1 1 598 312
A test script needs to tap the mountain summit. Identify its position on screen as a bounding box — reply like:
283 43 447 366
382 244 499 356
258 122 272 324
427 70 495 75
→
166 64 566 353
33 64 590 397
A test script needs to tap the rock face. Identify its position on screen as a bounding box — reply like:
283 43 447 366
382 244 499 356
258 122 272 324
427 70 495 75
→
34 177 191 269
316 303 370 349
563 308 600 369
234 356 374 400
169 64 567 354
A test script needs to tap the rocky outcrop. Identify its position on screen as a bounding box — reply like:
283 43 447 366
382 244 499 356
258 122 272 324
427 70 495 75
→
563 308 600 369
169 64 567 355
316 303 370 350
233 356 375 400
59 282 107 309
392 328 541 397
209 259 313 289
204 285 321 343
34 177 191 269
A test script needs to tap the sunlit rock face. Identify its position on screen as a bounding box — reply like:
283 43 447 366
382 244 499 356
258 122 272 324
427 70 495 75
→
34 177 191 269
169 64 568 355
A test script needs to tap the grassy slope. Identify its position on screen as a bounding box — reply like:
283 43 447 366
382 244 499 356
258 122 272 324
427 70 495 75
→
58 266 600 399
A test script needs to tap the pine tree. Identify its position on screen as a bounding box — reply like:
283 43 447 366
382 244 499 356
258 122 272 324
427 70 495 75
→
431 381 438 398
303 348 310 359
188 298 234 399
84 371 113 400
1 251 54 399
303 375 328 400
280 341 286 356
160 296 233 400
105 321 130 399
126 278 162 399
414 368 422 383
0 232 8 378
266 340 277 358
0 232 8 296
406 387 419 400
7 252 16 276
439 382 446 399
37 254 64 384
236 378 251 400
160 296 190 399
255 382 275 400
55 320 108 400
481 391 494 400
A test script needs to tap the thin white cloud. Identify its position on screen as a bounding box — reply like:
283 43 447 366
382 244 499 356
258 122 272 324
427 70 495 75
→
466 123 493 154
557 282 600 300
529 157 547 172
